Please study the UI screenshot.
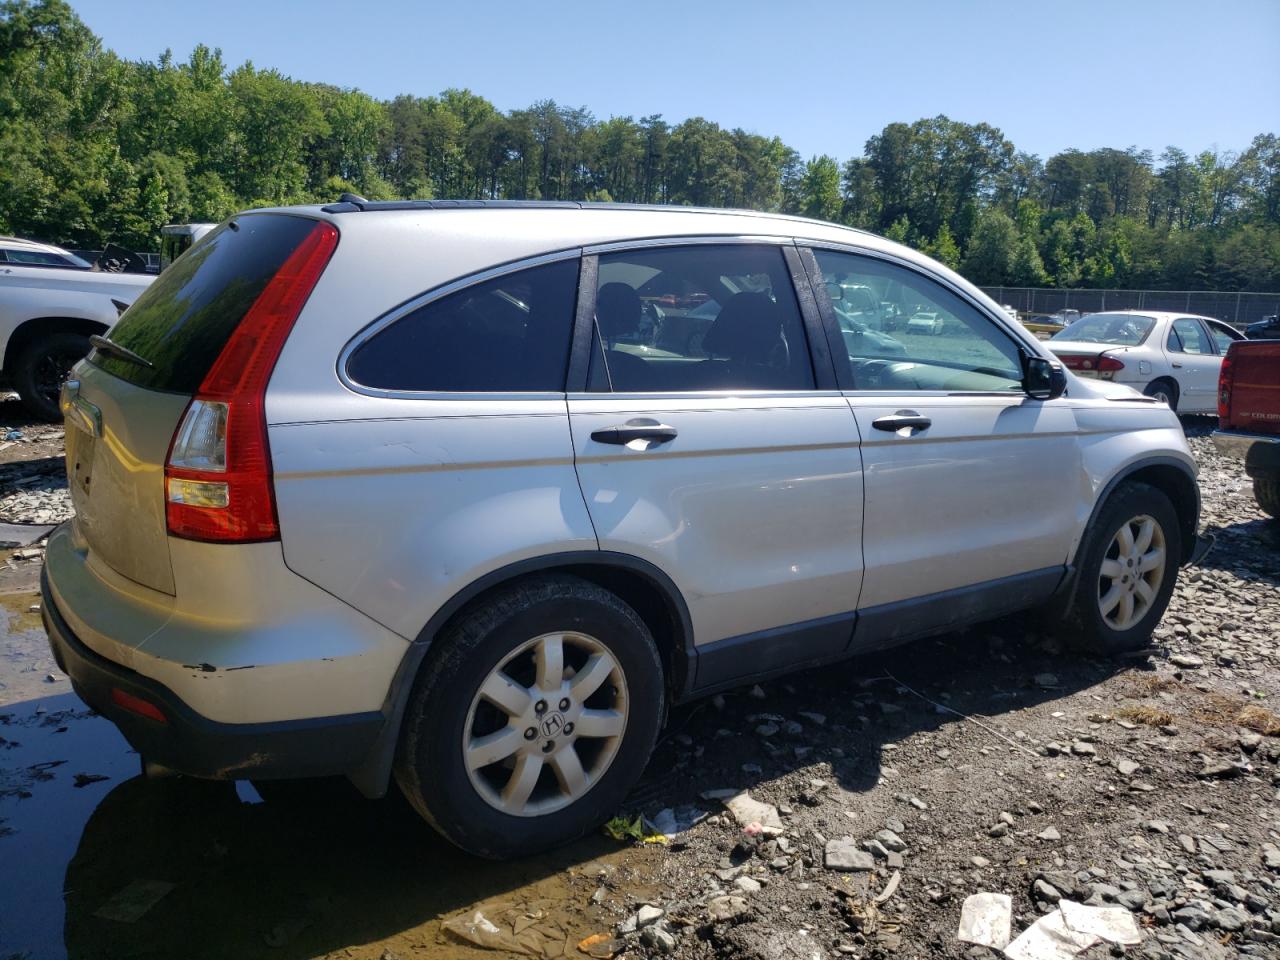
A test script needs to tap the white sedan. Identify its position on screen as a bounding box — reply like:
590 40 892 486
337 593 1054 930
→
1046 311 1244 414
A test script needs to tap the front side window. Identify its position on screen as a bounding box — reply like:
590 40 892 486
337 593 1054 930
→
347 258 580 392
5 248 88 268
1168 318 1211 355
587 244 814 392
811 248 1023 391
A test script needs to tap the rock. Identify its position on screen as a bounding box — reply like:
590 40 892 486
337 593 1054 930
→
1262 845 1280 870
721 791 785 836
706 896 750 924
1170 653 1204 668
1179 834 1198 854
748 685 766 699
640 922 677 953
755 722 779 737
1171 905 1211 929
988 822 1009 838
1116 759 1141 776
1033 879 1063 903
636 905 664 928
1071 740 1096 756
971 856 991 868
1037 826 1061 841
734 876 762 894
874 829 907 852
957 892 1012 949
797 711 826 726
1034 672 1060 688
824 838 874 872
1144 820 1170 834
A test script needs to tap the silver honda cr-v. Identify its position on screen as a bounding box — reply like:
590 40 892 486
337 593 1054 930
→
44 199 1207 858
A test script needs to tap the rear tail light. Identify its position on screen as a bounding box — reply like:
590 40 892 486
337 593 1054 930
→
1058 353 1124 378
1218 348 1235 422
1096 355 1125 380
165 221 338 542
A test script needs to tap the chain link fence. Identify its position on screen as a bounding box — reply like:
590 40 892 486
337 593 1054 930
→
980 287 1279 329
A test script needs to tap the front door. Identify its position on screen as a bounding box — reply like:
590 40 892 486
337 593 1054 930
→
803 246 1082 647
567 240 865 686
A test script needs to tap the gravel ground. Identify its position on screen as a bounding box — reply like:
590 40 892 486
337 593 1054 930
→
596 420 1280 960
1 408 1277 960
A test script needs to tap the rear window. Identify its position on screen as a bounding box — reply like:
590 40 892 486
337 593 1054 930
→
1050 314 1155 347
91 214 319 392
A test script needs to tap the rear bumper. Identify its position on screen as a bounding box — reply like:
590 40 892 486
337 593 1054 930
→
42 567 383 781
1213 430 1280 480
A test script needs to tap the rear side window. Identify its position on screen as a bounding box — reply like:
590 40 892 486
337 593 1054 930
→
347 258 579 393
1168 318 1211 355
91 214 319 392
586 244 814 392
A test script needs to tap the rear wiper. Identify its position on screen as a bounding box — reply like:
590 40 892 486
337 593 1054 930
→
90 334 153 369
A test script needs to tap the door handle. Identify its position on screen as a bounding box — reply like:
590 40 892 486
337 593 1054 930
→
871 412 932 433
591 420 678 445
1171 362 1183 368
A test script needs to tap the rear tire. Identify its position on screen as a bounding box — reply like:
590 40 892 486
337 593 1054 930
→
1051 482 1181 654
12 331 92 421
394 574 664 859
1143 377 1179 412
1255 479 1280 520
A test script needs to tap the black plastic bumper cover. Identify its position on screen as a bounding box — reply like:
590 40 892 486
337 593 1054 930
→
41 568 382 781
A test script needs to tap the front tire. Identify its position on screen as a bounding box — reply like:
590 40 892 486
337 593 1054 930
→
1255 479 1280 520
13 331 92 421
394 575 664 859
1052 482 1181 654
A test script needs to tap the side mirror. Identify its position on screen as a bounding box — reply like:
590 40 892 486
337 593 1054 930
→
824 281 843 302
1023 354 1067 400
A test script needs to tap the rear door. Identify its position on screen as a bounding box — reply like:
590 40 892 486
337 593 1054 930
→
64 213 322 594
1165 317 1221 413
802 246 1081 646
567 239 865 685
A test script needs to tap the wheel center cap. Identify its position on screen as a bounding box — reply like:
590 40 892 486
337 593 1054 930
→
540 712 567 738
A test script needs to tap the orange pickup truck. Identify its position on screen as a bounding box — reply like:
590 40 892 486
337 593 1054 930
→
1213 340 1280 518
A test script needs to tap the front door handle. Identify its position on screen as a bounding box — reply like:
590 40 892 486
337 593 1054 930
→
591 420 678 445
871 412 932 433
1171 361 1183 368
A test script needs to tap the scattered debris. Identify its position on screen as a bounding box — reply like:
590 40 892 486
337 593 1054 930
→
957 892 1011 949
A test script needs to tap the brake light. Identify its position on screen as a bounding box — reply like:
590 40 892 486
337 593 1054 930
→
1218 348 1235 422
165 221 338 542
1096 355 1125 380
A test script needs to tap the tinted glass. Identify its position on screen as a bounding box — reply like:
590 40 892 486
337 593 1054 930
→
7 249 85 268
347 258 579 392
811 249 1023 391
1169 318 1211 355
91 214 318 393
1205 320 1241 353
587 245 813 392
1053 314 1155 347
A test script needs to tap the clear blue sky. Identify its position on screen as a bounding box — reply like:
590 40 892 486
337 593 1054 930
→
71 0 1279 162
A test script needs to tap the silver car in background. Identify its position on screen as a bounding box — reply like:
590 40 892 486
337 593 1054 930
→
44 201 1206 858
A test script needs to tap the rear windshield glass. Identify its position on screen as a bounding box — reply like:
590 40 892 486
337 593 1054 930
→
1050 314 1155 346
90 214 317 392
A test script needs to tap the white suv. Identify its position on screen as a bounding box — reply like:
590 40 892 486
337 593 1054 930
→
43 201 1207 858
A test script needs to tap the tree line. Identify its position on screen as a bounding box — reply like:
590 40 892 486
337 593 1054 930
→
3 0 1277 291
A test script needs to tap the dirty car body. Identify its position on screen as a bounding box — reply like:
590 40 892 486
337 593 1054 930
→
43 201 1205 858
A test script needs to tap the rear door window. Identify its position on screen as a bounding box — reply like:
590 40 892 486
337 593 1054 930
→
586 244 814 392
91 214 319 393
1168 318 1211 355
346 258 580 393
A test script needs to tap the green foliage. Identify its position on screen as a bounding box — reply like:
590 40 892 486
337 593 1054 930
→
0 0 1276 290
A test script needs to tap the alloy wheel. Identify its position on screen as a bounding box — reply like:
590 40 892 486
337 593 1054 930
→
1097 514 1167 631
463 631 628 817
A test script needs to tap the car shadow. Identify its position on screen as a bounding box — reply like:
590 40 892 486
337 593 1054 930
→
634 610 1134 814
14 614 1135 959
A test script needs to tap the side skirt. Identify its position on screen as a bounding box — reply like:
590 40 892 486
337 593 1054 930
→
682 566 1065 698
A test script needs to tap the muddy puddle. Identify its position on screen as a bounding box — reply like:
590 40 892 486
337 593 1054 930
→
0 584 660 960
